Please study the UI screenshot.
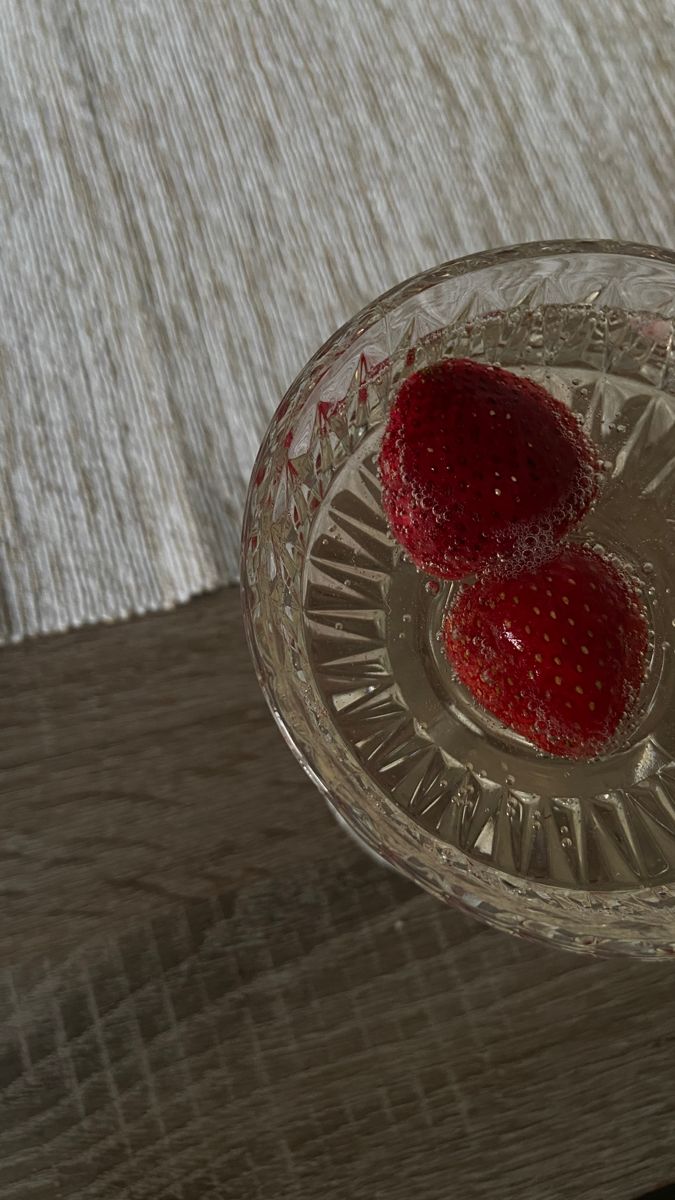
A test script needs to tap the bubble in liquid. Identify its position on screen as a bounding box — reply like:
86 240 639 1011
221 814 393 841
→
335 621 343 630
505 773 516 786
402 613 412 623
425 579 441 596
561 837 573 850
643 562 655 575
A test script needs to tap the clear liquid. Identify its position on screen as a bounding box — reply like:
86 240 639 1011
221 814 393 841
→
303 303 675 891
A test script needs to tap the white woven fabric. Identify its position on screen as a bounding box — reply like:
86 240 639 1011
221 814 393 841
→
1 0 673 640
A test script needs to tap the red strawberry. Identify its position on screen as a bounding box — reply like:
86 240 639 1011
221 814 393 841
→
379 358 599 579
443 546 648 759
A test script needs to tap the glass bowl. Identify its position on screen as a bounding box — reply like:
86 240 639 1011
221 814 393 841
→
241 239 675 958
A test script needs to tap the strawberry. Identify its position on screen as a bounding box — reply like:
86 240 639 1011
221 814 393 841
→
379 358 599 579
443 546 648 759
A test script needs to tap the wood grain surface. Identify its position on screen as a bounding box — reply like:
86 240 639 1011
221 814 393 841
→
1 588 674 1199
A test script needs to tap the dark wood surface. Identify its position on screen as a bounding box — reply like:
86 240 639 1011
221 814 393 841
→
1 588 674 1199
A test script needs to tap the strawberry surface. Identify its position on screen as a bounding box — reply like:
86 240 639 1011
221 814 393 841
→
443 545 648 759
379 358 599 578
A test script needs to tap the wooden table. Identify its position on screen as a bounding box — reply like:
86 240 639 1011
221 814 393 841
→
1 588 673 1199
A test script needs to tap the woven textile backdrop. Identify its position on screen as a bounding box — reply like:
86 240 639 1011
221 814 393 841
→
1 0 673 640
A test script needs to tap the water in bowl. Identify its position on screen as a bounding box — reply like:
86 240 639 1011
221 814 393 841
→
303 303 675 891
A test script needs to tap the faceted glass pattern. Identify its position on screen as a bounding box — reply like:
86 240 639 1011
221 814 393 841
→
242 242 675 957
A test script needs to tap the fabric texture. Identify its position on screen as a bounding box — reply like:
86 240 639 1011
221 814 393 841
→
1 0 673 641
